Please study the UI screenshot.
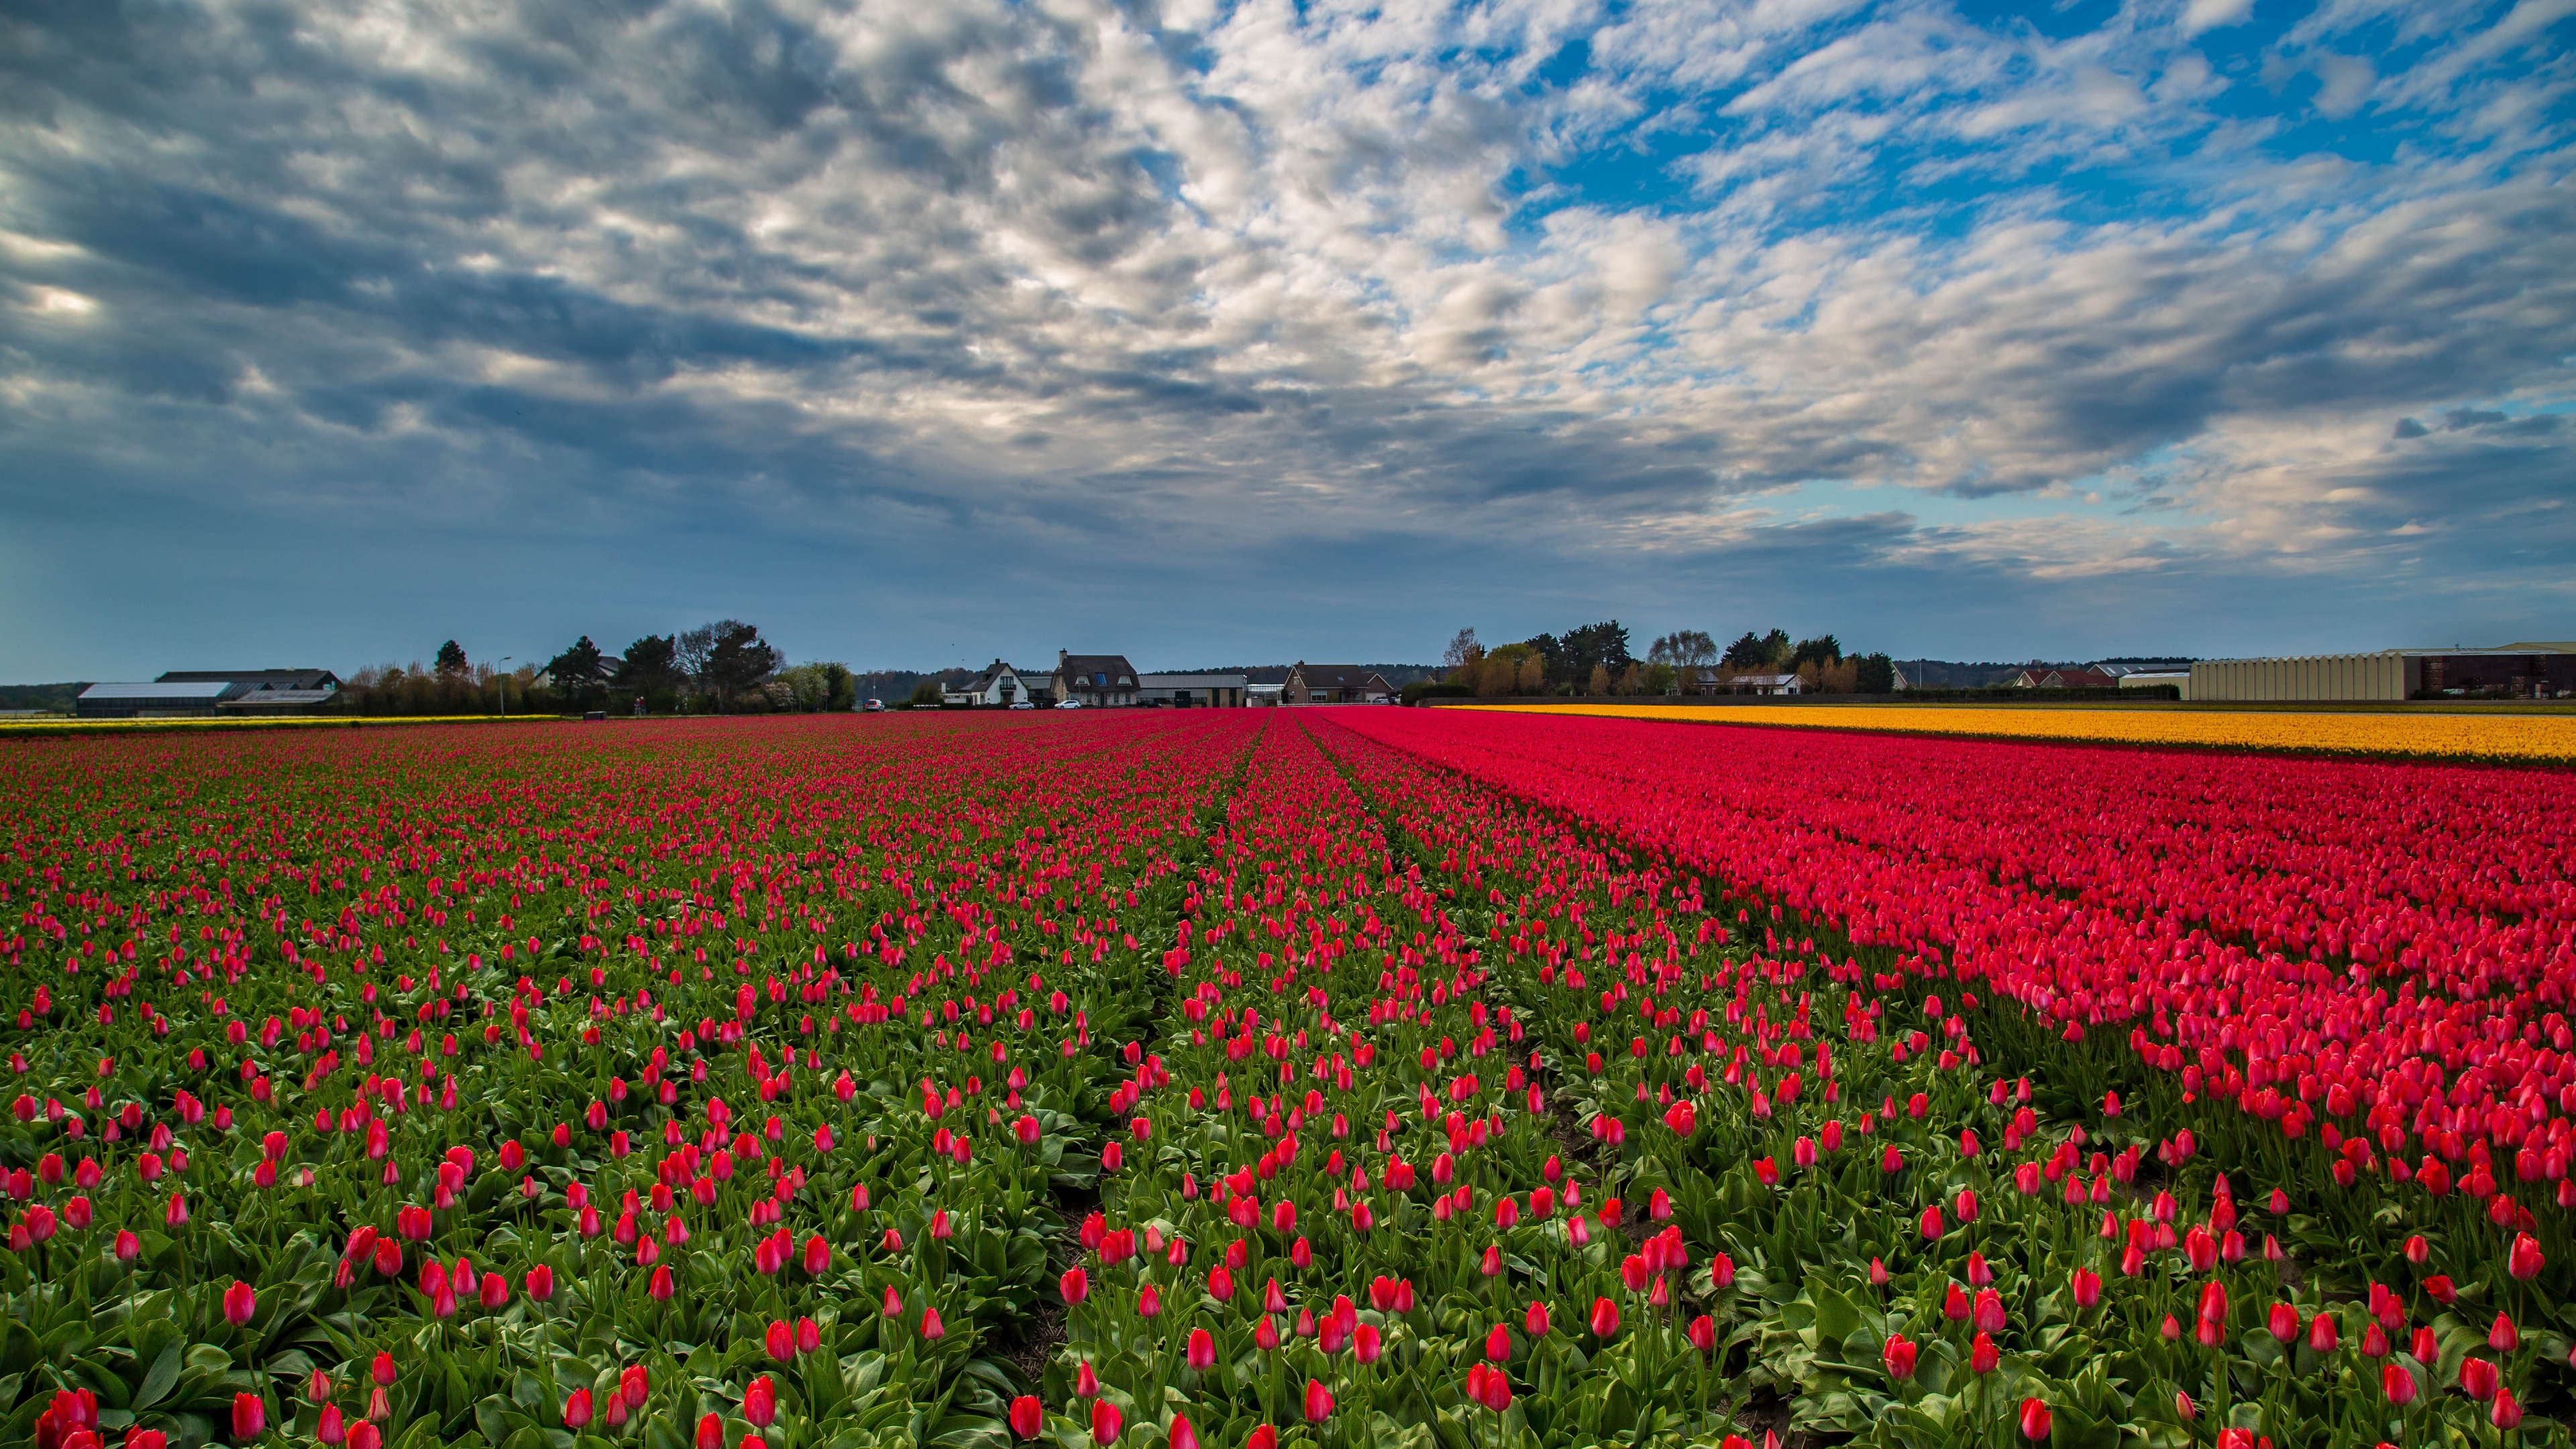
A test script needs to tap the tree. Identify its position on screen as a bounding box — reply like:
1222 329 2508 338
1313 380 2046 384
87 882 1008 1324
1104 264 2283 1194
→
1516 653 1545 694
1642 662 1676 695
675 627 716 706
704 621 781 710
1441 628 1481 672
613 635 682 710
1560 621 1633 685
1856 653 1896 694
1587 663 1611 696
1648 631 1716 667
1477 654 1517 698
435 640 470 678
1790 635 1843 671
1524 633 1562 687
544 637 609 711
908 679 945 708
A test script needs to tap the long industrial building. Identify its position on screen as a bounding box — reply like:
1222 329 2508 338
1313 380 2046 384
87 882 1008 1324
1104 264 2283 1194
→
2188 645 2575 702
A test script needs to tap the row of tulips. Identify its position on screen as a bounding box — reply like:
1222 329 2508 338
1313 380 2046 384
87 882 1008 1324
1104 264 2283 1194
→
1319 708 2575 1444
1028 717 1744 1448
3 714 1261 1449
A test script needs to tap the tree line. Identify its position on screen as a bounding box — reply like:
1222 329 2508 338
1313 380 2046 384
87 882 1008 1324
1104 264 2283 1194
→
1428 622 1898 698
338 622 858 716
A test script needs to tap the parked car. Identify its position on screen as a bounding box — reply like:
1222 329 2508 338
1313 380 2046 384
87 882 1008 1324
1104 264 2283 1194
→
864 698 885 713
1010 700 1036 710
1054 699 1084 710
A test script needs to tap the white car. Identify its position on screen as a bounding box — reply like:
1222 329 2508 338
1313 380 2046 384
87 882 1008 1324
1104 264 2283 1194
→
863 698 885 713
1010 700 1036 710
1054 699 1084 710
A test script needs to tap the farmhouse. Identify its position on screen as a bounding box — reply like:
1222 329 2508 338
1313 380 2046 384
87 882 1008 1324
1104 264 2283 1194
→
1282 663 1393 704
1729 672 1803 696
947 660 1038 707
1050 651 1141 708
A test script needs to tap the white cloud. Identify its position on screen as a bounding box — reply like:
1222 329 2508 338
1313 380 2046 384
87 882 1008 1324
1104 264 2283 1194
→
2179 0 2256 38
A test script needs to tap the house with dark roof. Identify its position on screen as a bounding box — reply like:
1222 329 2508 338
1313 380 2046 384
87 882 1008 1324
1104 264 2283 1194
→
1282 663 1393 704
1049 651 1141 708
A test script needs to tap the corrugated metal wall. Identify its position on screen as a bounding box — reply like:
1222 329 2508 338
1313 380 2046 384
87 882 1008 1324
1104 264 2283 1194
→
2188 652 2408 702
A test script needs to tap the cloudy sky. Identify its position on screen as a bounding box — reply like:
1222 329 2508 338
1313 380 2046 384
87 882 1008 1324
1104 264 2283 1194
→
3 0 2570 678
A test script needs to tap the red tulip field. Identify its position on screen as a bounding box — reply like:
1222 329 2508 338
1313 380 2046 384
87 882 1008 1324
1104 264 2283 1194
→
3 710 2570 1449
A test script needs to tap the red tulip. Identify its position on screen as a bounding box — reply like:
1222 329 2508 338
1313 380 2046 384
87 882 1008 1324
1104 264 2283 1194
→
563 1391 592 1430
233 1394 266 1440
2508 1233 2544 1279
2489 1311 2519 1352
2015 1397 2049 1441
2381 1363 2418 1405
1589 1297 1618 1338
1008 1397 1042 1439
1881 1334 1917 1381
2307 1311 2338 1353
221 1281 257 1326
696 1414 724 1449
2265 1303 2298 1343
1089 1399 1121 1445
1302 1380 1333 1422
742 1377 776 1428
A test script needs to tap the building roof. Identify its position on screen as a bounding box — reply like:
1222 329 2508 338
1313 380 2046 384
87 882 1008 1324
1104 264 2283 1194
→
1138 674 1248 688
963 659 1026 692
218 690 337 707
1056 653 1138 688
81 681 236 701
158 669 339 690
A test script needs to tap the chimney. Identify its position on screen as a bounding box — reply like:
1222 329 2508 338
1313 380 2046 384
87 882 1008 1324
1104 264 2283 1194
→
1059 649 1069 670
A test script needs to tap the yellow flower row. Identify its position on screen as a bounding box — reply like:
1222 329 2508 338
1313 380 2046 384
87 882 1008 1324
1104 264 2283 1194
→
1462 704 2576 762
